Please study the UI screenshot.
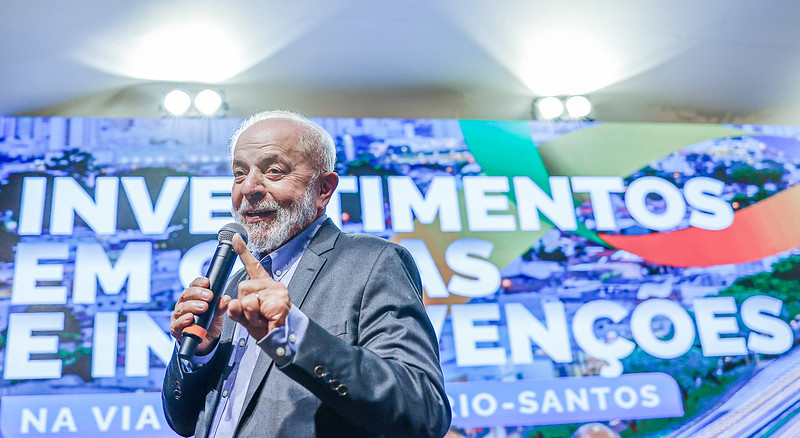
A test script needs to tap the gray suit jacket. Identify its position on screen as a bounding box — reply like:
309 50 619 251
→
162 219 451 437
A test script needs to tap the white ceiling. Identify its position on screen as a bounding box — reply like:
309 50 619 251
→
4 0 800 123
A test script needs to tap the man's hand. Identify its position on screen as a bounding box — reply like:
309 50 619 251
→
227 233 291 340
170 277 231 355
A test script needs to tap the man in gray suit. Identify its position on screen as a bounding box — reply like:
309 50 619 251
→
162 110 451 437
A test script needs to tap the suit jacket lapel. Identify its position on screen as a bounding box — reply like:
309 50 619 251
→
287 218 338 307
235 219 340 432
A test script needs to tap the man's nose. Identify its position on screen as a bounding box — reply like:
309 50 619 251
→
240 171 267 202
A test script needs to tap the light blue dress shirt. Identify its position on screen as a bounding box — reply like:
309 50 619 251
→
199 215 325 437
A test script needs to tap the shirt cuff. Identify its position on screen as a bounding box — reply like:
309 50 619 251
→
256 304 309 368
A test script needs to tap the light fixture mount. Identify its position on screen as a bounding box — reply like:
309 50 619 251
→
533 95 593 121
160 86 227 118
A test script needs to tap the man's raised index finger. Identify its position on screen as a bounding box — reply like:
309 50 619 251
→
233 233 270 279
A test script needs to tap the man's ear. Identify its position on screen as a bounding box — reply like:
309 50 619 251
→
316 171 339 210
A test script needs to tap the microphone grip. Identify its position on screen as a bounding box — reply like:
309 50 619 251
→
178 334 202 360
178 242 237 360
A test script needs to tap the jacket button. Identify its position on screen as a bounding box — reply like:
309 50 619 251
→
174 389 182 400
336 384 348 396
328 379 340 389
314 365 326 377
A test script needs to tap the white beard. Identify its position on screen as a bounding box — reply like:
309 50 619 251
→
232 185 318 255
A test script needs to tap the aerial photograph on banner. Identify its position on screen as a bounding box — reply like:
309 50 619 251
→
1 116 800 437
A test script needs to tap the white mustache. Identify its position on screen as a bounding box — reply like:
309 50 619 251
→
236 198 282 216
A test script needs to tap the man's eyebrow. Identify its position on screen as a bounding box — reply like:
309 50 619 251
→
232 154 284 168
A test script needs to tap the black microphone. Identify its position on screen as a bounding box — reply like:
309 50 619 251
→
179 222 248 360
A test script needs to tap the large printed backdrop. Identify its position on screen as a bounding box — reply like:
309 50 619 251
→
1 117 800 437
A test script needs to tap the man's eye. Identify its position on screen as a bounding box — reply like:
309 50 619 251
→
268 168 282 174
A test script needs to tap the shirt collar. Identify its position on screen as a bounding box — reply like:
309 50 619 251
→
257 215 327 275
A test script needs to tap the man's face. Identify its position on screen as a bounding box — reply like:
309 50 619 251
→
231 119 321 254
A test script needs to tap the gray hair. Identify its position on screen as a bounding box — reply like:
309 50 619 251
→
228 110 337 174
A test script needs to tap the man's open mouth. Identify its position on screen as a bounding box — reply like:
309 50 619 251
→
244 210 275 223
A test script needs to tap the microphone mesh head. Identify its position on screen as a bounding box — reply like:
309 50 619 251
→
218 222 248 244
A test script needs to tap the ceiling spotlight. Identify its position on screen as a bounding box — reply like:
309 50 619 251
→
536 96 564 120
565 95 592 118
163 90 191 116
194 89 223 115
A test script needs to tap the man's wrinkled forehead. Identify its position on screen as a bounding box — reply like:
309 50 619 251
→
235 119 301 152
